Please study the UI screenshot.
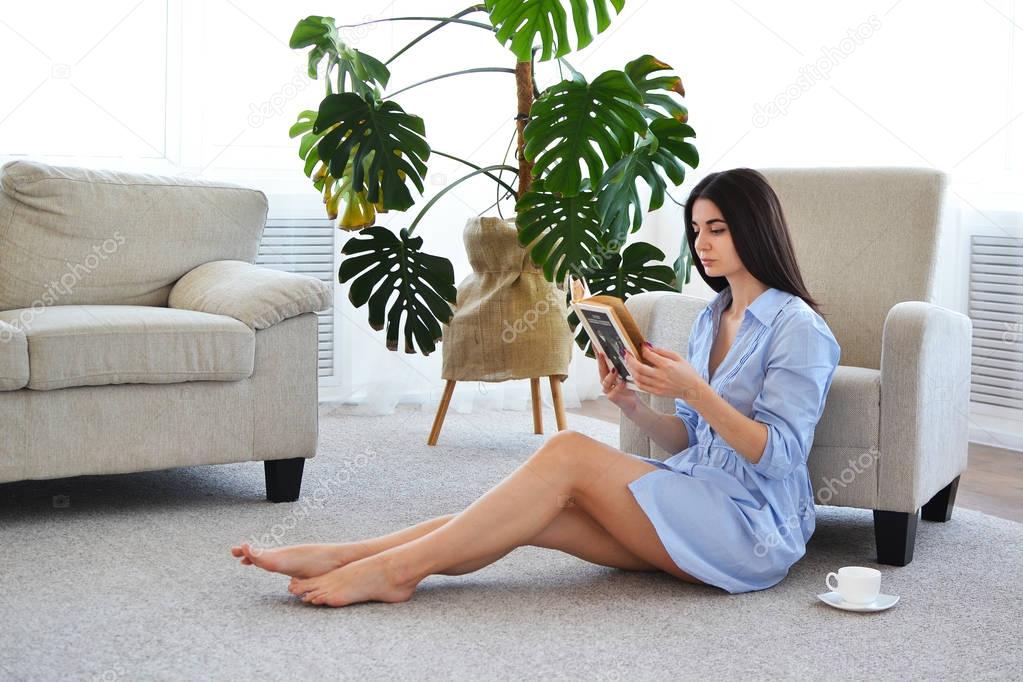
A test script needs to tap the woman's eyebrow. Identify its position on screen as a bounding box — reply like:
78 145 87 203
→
691 218 727 226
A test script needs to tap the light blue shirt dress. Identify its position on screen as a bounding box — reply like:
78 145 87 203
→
626 285 841 593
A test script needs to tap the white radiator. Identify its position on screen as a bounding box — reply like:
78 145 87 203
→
968 235 1023 411
256 218 335 378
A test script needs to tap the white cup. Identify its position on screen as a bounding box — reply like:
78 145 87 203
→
825 566 882 604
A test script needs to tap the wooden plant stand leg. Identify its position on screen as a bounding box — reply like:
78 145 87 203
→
530 377 543 434
428 380 457 446
549 376 567 431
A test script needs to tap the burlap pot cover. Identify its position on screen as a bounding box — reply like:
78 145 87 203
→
441 216 573 382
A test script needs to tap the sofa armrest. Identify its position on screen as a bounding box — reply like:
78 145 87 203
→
620 290 709 459
168 260 332 330
878 301 972 513
0 320 29 391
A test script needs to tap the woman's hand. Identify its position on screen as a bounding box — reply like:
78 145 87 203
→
624 342 703 400
597 351 639 413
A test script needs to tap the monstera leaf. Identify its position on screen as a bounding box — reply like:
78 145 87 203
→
625 54 688 122
516 186 605 284
290 16 390 97
596 117 698 244
291 109 385 229
485 0 626 61
523 67 646 196
567 241 677 357
339 226 457 354
672 237 694 292
314 93 430 212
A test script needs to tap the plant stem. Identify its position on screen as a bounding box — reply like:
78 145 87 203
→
337 16 495 32
407 164 517 235
431 150 518 196
385 6 490 65
383 67 515 99
514 61 535 199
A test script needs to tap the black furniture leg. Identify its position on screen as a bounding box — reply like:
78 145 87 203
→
873 509 918 566
264 457 306 503
921 475 960 522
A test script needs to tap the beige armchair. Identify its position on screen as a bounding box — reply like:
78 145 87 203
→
0 161 331 501
622 167 971 566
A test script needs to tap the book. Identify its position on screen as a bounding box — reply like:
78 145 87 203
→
568 276 650 393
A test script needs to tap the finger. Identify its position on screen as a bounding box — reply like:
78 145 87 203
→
597 352 609 377
626 351 656 379
641 345 669 367
645 343 683 361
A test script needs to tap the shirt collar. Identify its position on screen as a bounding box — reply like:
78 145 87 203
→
707 286 793 328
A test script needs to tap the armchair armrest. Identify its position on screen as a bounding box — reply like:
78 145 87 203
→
168 260 332 330
620 290 710 459
878 301 972 513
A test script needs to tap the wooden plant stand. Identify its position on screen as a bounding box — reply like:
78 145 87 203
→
427 376 567 446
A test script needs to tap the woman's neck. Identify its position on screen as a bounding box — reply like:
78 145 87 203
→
724 274 769 321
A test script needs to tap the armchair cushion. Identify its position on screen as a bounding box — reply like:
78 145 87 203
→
0 305 254 390
0 320 29 391
168 260 331 330
813 366 880 449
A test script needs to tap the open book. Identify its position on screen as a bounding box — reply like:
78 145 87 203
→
568 276 649 393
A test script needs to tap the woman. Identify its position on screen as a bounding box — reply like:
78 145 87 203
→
231 167 841 605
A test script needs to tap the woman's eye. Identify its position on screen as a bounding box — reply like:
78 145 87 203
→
711 229 725 234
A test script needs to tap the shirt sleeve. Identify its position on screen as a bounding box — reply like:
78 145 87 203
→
750 312 841 480
673 319 702 449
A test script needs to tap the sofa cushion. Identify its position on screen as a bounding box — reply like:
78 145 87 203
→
0 320 29 391
169 260 332 330
0 160 268 310
0 306 255 390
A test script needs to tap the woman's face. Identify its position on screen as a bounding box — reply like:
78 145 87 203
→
691 197 743 279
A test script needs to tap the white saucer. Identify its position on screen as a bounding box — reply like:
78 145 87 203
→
816 591 900 612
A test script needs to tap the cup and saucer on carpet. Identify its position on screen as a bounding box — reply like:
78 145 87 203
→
817 566 900 612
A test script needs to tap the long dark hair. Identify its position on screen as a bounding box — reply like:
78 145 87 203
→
684 168 823 316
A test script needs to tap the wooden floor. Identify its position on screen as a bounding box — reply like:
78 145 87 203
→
568 398 1023 524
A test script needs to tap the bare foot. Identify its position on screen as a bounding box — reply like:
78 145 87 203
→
229 542 372 579
287 553 420 607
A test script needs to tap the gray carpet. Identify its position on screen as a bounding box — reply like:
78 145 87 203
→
0 405 1020 680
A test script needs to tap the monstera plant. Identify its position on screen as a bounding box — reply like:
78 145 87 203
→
288 1 699 356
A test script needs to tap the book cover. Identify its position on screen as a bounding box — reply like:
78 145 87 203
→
568 276 649 393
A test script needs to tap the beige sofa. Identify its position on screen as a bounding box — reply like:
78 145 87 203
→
0 161 331 501
622 167 971 566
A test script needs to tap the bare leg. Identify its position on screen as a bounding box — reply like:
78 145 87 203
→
231 515 455 578
440 505 658 575
288 431 704 606
233 503 653 578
